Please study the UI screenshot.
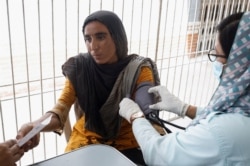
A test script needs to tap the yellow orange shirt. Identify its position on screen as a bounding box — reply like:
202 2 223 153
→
51 66 154 152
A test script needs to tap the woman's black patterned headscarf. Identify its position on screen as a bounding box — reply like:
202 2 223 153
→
82 10 128 60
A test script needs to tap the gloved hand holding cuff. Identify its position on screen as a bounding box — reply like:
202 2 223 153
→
148 85 189 117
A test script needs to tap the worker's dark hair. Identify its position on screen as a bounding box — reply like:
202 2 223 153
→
216 12 244 57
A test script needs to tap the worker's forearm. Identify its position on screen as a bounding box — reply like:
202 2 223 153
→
185 105 197 119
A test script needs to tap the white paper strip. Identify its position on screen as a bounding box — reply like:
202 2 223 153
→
17 115 52 147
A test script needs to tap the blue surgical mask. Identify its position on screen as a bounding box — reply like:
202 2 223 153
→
212 61 224 80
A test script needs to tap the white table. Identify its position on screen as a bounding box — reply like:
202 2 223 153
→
29 144 137 166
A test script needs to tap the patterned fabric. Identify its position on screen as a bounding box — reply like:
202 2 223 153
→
190 12 250 126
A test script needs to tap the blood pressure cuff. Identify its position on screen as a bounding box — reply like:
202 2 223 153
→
134 82 159 116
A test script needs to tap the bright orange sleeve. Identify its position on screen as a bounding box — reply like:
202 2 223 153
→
49 78 76 128
136 66 154 86
57 78 76 108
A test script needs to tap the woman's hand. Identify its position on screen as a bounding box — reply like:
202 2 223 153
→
16 123 40 152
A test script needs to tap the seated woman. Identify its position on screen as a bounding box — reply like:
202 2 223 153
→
16 10 162 165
